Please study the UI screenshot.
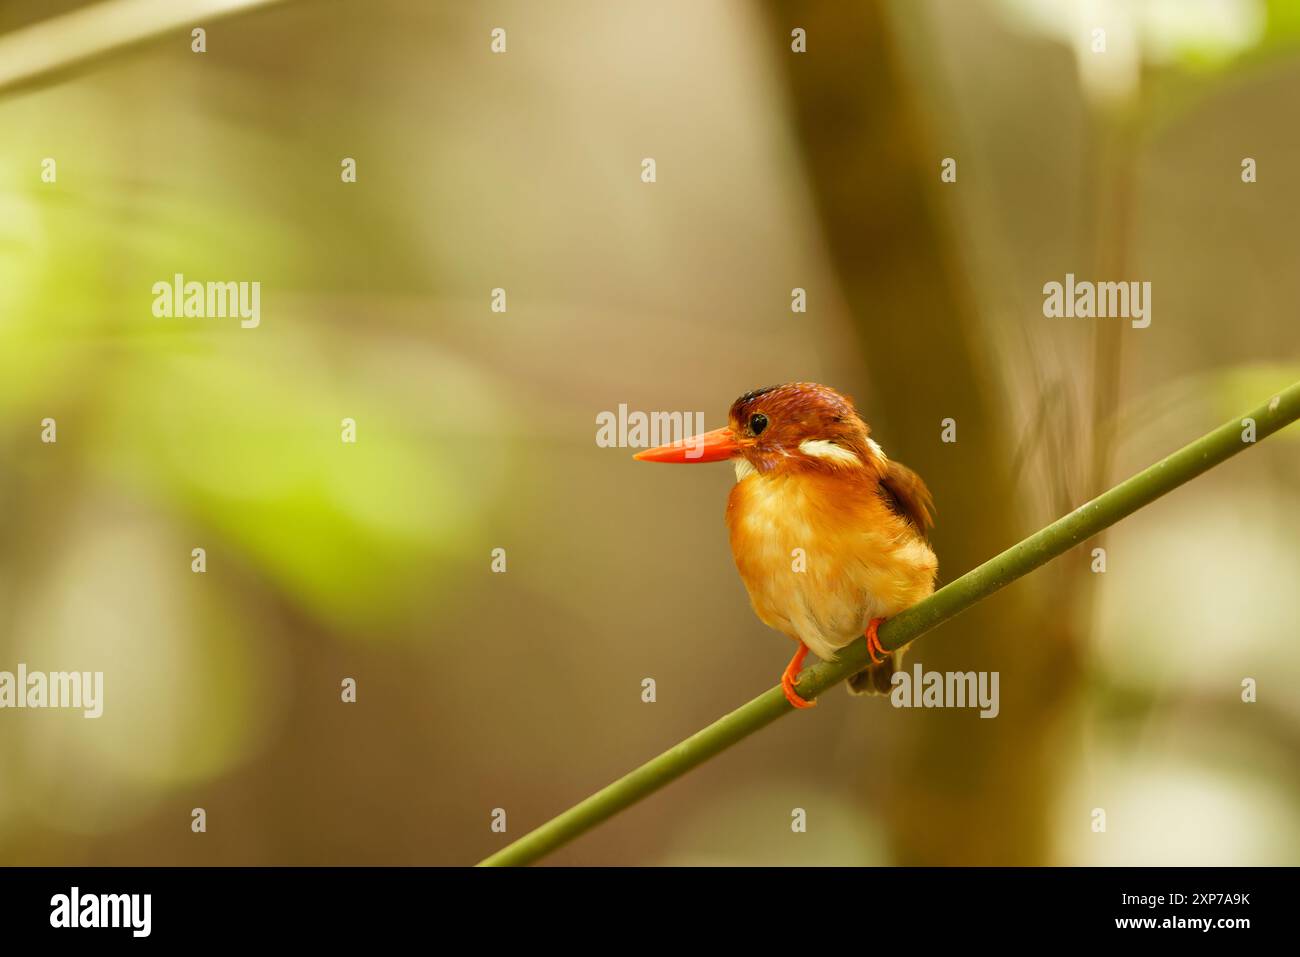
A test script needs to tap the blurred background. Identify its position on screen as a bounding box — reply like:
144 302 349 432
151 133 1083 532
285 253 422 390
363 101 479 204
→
0 0 1297 866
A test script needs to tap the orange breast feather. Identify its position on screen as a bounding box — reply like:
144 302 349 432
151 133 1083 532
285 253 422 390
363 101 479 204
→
725 468 936 661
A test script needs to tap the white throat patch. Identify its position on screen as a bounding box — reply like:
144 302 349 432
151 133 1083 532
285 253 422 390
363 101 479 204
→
734 457 757 482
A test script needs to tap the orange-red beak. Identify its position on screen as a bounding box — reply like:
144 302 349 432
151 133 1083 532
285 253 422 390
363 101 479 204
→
633 427 740 463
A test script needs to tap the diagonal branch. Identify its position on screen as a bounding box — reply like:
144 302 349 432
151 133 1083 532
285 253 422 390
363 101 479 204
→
0 0 294 95
479 382 1300 867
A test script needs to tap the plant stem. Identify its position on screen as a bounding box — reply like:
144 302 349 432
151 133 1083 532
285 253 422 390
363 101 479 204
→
0 0 291 94
478 382 1300 867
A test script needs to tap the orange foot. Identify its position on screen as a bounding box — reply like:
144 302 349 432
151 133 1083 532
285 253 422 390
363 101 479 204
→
780 642 817 709
865 617 888 664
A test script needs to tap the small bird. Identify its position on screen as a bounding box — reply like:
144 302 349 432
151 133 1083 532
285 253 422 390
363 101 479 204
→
635 383 937 708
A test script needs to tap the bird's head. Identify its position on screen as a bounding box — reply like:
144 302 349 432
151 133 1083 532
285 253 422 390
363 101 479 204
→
634 382 883 478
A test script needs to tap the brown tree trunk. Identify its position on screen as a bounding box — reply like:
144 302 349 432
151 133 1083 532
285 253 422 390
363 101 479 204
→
767 0 1079 863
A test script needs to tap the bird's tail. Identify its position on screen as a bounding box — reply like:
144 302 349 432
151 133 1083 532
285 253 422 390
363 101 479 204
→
846 645 905 697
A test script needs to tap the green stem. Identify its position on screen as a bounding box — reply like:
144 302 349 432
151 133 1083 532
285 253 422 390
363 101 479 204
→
478 382 1300 867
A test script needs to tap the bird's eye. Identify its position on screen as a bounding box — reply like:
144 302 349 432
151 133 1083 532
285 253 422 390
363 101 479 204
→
749 413 769 435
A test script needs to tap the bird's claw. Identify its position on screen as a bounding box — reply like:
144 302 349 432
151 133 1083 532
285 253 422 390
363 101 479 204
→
781 673 816 709
865 617 888 664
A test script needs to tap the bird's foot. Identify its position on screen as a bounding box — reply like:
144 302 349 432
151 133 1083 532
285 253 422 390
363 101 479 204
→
781 642 817 709
781 673 816 709
865 617 888 664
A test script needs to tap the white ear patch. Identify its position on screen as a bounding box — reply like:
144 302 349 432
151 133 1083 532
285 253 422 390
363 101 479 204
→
798 439 862 466
866 438 887 462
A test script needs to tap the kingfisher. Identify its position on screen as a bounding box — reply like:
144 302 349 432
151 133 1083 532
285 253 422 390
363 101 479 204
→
635 383 937 708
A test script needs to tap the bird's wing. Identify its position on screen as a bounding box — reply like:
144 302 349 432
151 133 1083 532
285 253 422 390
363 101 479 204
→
878 459 935 537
